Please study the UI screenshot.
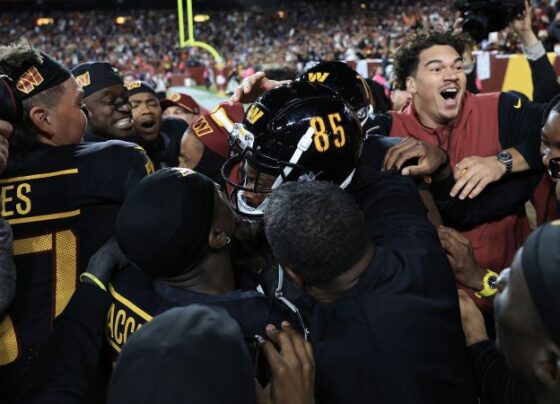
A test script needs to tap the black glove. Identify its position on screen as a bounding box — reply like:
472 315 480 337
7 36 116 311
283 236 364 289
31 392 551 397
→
80 237 128 291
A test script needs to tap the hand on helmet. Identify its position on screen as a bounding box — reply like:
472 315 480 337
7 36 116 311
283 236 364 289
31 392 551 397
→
230 72 290 104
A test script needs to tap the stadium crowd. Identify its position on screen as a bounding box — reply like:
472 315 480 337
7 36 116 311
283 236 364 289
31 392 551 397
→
3 0 560 80
2 0 560 403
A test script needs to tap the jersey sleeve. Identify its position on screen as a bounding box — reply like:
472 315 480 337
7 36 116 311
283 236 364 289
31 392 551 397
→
430 170 543 230
498 92 545 171
126 145 154 196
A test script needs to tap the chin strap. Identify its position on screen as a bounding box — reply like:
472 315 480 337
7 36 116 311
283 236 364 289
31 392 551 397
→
275 265 310 340
271 126 315 190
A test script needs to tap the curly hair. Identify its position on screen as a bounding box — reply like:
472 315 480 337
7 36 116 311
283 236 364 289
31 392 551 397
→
392 28 472 91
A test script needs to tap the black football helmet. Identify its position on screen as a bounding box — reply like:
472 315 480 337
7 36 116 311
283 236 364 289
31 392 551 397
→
296 61 374 126
222 81 363 218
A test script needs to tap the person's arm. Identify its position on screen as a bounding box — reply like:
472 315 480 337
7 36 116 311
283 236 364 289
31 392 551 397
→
458 291 532 404
449 90 544 201
230 72 290 104
431 169 543 230
357 172 440 250
0 121 15 316
20 238 127 404
511 0 560 103
0 217 15 317
20 282 111 404
381 139 542 229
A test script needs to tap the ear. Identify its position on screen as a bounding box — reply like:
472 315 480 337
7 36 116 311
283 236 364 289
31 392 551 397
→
208 226 230 250
406 76 416 94
29 106 55 140
534 341 560 390
284 266 305 290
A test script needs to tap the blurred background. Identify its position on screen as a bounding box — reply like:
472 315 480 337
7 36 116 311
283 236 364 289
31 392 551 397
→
2 0 560 107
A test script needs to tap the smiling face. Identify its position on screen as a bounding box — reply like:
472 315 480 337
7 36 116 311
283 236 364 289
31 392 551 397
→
130 92 162 143
406 45 466 129
84 84 133 139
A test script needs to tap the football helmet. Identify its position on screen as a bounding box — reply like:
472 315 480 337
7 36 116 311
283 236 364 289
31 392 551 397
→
296 61 374 126
222 81 363 218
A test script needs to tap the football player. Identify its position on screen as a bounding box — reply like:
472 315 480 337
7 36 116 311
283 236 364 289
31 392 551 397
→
105 168 298 362
126 81 187 169
0 42 152 403
71 61 134 142
222 81 476 402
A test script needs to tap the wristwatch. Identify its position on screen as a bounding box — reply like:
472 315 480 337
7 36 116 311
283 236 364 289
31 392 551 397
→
496 151 513 174
474 269 499 298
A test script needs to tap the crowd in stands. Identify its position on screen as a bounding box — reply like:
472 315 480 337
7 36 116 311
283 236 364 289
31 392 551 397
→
4 0 560 402
3 0 560 79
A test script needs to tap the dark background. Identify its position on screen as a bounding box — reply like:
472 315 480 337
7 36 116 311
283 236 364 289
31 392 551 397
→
0 0 285 11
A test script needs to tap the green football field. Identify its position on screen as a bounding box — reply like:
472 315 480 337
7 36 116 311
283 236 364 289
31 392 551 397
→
168 86 230 112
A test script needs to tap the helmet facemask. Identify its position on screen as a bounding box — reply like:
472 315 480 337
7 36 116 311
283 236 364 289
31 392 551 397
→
222 126 321 218
221 81 363 220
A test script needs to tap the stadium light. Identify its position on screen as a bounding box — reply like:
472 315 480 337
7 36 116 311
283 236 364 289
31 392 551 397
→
115 16 129 25
193 14 210 23
36 18 54 26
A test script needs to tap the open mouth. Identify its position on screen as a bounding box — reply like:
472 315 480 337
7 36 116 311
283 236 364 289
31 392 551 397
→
440 88 459 104
114 117 132 129
140 119 157 132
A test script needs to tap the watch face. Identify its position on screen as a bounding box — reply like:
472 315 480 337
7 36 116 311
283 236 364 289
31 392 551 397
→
488 275 498 290
498 151 513 161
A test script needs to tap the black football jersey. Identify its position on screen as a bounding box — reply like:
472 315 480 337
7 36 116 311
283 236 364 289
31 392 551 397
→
105 264 289 362
134 117 187 169
0 140 153 402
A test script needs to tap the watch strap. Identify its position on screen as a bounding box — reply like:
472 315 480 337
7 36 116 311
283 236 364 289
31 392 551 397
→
475 269 499 298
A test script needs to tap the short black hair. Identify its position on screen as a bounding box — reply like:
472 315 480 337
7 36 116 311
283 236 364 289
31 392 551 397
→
263 66 297 81
264 181 368 286
393 28 471 91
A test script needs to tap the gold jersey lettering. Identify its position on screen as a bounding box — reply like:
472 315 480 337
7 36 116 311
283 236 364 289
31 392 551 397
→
16 183 32 215
1 185 14 217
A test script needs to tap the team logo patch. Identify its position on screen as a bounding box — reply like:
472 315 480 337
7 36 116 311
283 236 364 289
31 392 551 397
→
75 71 91 88
193 116 214 138
246 104 264 124
307 72 330 83
16 66 44 95
124 81 142 91
169 93 182 102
